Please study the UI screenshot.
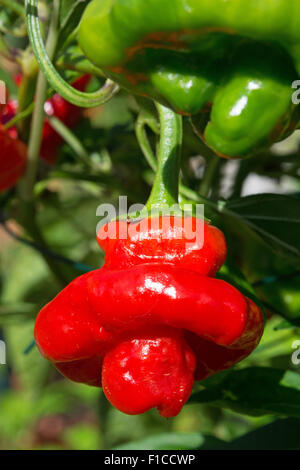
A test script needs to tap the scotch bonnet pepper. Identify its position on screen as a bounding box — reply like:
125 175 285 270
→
78 0 300 158
34 216 264 417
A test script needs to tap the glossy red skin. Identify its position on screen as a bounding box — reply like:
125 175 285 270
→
102 326 196 417
35 216 264 417
97 216 227 276
0 127 27 192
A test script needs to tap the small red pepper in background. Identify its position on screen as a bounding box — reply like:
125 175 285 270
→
41 74 91 164
0 87 26 191
1 75 90 165
1 99 18 139
34 216 264 418
0 74 89 193
0 126 27 192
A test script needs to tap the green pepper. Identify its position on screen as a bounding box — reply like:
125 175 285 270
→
256 276 300 321
78 0 300 158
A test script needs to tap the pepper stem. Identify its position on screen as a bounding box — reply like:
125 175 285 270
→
25 0 119 107
145 103 182 211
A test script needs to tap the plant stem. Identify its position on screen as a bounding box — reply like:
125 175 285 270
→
135 108 210 206
97 392 110 449
26 0 119 107
230 160 251 199
56 52 105 78
2 103 35 130
17 74 37 138
146 103 182 210
17 0 69 287
19 202 70 287
135 110 159 172
198 155 220 197
20 0 60 202
48 115 92 167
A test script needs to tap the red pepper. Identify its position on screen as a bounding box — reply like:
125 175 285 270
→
0 126 27 192
2 75 90 165
0 74 89 192
1 99 18 139
0 88 26 191
34 216 264 417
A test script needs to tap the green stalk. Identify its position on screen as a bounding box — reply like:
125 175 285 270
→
19 0 59 201
198 155 220 197
48 115 92 167
18 0 69 287
135 107 209 206
25 0 119 107
17 74 37 138
145 103 182 210
135 110 159 172
2 103 34 131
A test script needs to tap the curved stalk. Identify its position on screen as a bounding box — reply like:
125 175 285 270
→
25 0 119 107
48 115 91 167
135 111 159 172
18 0 69 287
20 0 60 201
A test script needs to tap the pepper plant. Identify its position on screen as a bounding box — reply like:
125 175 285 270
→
0 0 299 451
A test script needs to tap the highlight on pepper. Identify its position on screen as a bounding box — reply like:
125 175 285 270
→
0 0 298 451
35 215 264 417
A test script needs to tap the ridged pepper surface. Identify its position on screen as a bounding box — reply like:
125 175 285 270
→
35 216 264 417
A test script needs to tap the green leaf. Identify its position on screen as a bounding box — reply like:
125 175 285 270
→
217 257 266 318
0 391 38 441
4 320 50 392
59 0 82 24
1 242 58 304
0 66 18 96
57 0 90 53
190 367 300 418
227 418 300 450
225 194 300 266
274 319 300 330
56 44 104 78
63 424 101 450
0 302 36 325
256 274 300 322
114 432 224 450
